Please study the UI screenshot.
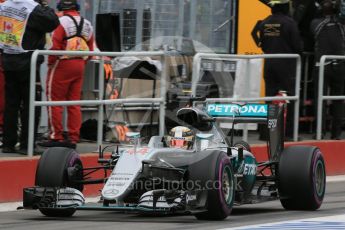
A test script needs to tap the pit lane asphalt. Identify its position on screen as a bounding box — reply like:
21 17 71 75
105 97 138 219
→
0 181 344 230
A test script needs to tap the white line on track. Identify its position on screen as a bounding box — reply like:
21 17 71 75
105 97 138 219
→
0 202 22 212
327 175 345 183
220 214 345 230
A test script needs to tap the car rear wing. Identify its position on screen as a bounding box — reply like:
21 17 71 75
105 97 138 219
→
206 103 268 123
205 103 284 161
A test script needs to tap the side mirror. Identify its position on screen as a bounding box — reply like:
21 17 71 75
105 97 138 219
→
126 132 140 139
126 132 141 146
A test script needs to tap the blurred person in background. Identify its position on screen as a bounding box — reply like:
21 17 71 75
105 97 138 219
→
252 0 303 141
0 0 59 154
311 0 345 140
38 0 95 149
291 0 318 52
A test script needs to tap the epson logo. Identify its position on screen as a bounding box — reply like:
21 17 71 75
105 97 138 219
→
268 119 277 129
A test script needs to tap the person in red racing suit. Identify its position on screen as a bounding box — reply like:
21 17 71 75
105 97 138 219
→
39 0 95 149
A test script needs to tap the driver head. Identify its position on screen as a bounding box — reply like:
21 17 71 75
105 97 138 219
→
166 126 194 150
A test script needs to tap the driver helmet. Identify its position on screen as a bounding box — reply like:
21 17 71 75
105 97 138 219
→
268 0 290 6
167 126 194 150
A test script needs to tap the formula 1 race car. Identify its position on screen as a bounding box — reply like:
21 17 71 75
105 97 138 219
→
23 101 326 220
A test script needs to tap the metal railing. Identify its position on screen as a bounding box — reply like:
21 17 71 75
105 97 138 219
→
191 53 302 142
28 50 167 157
316 55 345 140
301 52 314 111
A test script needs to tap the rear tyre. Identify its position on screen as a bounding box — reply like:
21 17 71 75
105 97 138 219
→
192 151 235 220
35 147 83 217
278 146 326 210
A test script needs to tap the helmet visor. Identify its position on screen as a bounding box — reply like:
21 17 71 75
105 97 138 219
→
170 139 188 148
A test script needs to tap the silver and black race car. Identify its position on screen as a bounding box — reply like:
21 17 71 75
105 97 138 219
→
23 101 326 220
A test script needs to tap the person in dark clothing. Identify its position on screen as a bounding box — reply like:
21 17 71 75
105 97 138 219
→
291 0 318 52
252 0 303 140
0 0 59 154
310 0 345 139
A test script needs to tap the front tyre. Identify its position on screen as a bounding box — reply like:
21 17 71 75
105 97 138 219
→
193 152 235 220
35 147 84 217
234 140 252 152
278 146 326 210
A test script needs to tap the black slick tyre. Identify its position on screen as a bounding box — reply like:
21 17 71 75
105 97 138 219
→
35 147 83 217
278 146 326 210
191 151 235 220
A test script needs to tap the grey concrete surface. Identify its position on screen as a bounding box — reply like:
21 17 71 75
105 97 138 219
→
0 182 344 230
